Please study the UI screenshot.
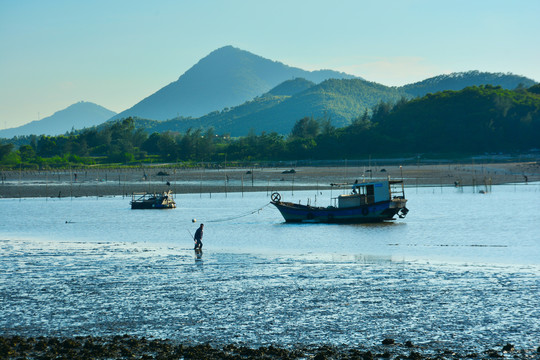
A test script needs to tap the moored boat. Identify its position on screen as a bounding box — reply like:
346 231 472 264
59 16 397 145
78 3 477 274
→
270 180 408 223
130 190 176 209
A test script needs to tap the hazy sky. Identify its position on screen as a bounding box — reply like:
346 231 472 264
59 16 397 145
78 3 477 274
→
1 0 539 129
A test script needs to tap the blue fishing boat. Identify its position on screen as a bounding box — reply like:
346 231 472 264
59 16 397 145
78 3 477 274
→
271 180 408 223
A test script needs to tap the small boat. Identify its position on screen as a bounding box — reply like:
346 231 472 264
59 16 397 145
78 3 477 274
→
270 180 408 223
130 190 176 209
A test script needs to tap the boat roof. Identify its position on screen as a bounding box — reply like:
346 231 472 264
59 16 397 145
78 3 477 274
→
330 179 403 189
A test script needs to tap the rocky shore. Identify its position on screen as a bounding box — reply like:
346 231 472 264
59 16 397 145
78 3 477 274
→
1 162 538 199
0 335 540 360
1 335 538 360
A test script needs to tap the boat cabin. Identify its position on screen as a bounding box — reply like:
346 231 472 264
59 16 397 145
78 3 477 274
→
336 180 404 208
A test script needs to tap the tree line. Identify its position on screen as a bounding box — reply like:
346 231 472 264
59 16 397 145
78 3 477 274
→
1 85 539 169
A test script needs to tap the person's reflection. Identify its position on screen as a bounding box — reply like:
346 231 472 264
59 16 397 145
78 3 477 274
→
195 248 203 264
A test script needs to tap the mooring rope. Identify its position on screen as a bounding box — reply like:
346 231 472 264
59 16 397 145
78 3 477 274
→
205 203 272 223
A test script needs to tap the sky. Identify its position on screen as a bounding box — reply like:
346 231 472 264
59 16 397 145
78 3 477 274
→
1 0 539 129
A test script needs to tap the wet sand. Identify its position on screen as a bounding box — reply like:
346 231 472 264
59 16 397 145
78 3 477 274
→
0 162 538 199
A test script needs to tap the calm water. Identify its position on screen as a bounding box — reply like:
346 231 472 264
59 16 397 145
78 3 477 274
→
1 184 539 352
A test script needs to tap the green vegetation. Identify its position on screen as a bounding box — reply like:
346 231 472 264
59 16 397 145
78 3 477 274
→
1 85 539 169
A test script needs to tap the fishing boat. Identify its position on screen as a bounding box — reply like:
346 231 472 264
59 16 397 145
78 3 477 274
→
130 190 176 209
270 180 408 223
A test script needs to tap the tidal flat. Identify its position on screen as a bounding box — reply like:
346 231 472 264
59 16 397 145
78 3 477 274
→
0 162 538 198
1 182 539 359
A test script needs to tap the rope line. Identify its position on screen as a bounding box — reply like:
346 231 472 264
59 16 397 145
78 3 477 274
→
206 203 272 222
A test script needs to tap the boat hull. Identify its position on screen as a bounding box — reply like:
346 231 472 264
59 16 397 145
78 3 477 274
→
271 200 405 223
130 201 176 209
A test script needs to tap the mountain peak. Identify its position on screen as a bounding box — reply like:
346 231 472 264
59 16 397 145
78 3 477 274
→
209 45 241 54
111 46 357 121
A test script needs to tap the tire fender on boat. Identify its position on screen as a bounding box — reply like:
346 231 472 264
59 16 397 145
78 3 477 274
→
271 192 281 202
362 207 369 216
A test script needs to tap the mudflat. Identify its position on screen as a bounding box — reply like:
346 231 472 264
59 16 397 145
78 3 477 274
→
0 162 538 198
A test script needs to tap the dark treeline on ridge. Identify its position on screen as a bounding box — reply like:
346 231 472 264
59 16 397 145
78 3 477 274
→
1 85 539 169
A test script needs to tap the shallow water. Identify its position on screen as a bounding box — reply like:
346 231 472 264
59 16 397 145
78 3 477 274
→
1 184 539 351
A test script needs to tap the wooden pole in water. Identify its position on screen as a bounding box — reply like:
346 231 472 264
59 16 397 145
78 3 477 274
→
69 164 73 199
173 168 177 196
18 163 21 198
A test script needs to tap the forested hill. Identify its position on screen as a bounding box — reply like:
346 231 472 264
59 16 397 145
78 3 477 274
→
400 71 536 98
134 78 406 136
371 85 540 154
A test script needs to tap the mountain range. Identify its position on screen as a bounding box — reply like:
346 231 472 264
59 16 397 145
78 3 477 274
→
130 70 536 136
1 46 537 138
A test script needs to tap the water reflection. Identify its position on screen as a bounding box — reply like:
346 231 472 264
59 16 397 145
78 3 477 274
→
353 254 394 263
194 249 203 263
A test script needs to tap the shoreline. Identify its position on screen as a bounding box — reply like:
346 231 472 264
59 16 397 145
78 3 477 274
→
0 162 539 199
0 335 537 360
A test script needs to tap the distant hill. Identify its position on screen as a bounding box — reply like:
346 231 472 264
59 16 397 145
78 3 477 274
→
400 71 536 97
133 78 407 136
110 46 357 121
0 102 116 138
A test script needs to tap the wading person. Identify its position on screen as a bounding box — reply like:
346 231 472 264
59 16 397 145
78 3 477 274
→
194 223 204 250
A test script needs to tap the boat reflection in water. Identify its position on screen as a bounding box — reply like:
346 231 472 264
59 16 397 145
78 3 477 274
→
130 190 176 209
271 180 408 223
